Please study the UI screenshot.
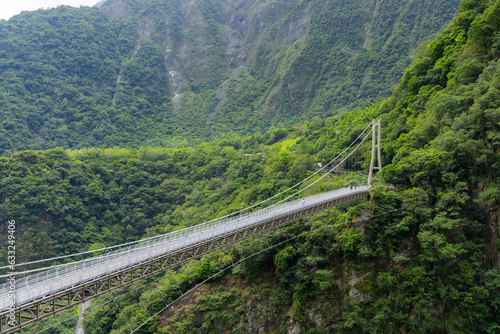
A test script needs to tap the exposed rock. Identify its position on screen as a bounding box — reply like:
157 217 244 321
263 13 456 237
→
348 286 368 304
306 306 325 327
346 267 372 303
287 321 301 334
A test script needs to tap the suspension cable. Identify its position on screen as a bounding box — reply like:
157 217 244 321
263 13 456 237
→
0 120 374 272
33 207 402 334
128 208 402 333
268 126 372 208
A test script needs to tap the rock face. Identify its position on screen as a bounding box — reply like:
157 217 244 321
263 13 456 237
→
99 0 462 124
287 321 301 334
347 268 371 303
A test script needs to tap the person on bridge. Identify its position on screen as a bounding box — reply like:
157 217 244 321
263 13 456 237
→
302 198 306 207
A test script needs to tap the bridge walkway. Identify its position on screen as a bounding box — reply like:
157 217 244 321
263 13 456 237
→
0 187 369 333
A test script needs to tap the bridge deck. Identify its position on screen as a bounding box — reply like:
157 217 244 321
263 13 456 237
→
0 187 369 333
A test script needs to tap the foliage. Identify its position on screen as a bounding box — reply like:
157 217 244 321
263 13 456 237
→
2 0 500 333
0 121 367 266
0 0 462 156
99 0 500 332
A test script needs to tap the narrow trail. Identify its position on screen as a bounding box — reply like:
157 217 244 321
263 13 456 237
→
75 300 91 334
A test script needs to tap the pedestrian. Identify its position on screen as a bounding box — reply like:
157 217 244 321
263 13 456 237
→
302 198 306 207
349 185 352 190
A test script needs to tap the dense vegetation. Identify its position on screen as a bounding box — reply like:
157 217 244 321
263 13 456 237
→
90 0 499 331
0 0 461 156
0 116 371 266
2 0 500 333
0 6 174 156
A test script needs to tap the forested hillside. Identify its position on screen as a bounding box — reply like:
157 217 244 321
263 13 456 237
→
0 0 461 156
83 0 498 331
2 0 500 333
0 118 371 266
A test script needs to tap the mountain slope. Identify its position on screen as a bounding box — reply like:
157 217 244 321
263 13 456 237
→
0 0 461 156
101 0 463 135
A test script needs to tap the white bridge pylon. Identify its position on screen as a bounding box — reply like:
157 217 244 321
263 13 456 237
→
368 119 382 185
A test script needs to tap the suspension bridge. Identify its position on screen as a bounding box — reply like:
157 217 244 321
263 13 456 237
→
0 120 382 334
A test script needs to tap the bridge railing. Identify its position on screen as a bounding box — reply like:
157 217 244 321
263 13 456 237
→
0 187 368 310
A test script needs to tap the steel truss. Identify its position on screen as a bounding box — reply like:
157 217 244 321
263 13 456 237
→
0 191 367 333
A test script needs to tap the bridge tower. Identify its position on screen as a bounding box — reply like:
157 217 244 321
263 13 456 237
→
368 119 382 185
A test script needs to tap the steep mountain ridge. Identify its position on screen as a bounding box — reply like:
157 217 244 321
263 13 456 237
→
0 0 461 156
